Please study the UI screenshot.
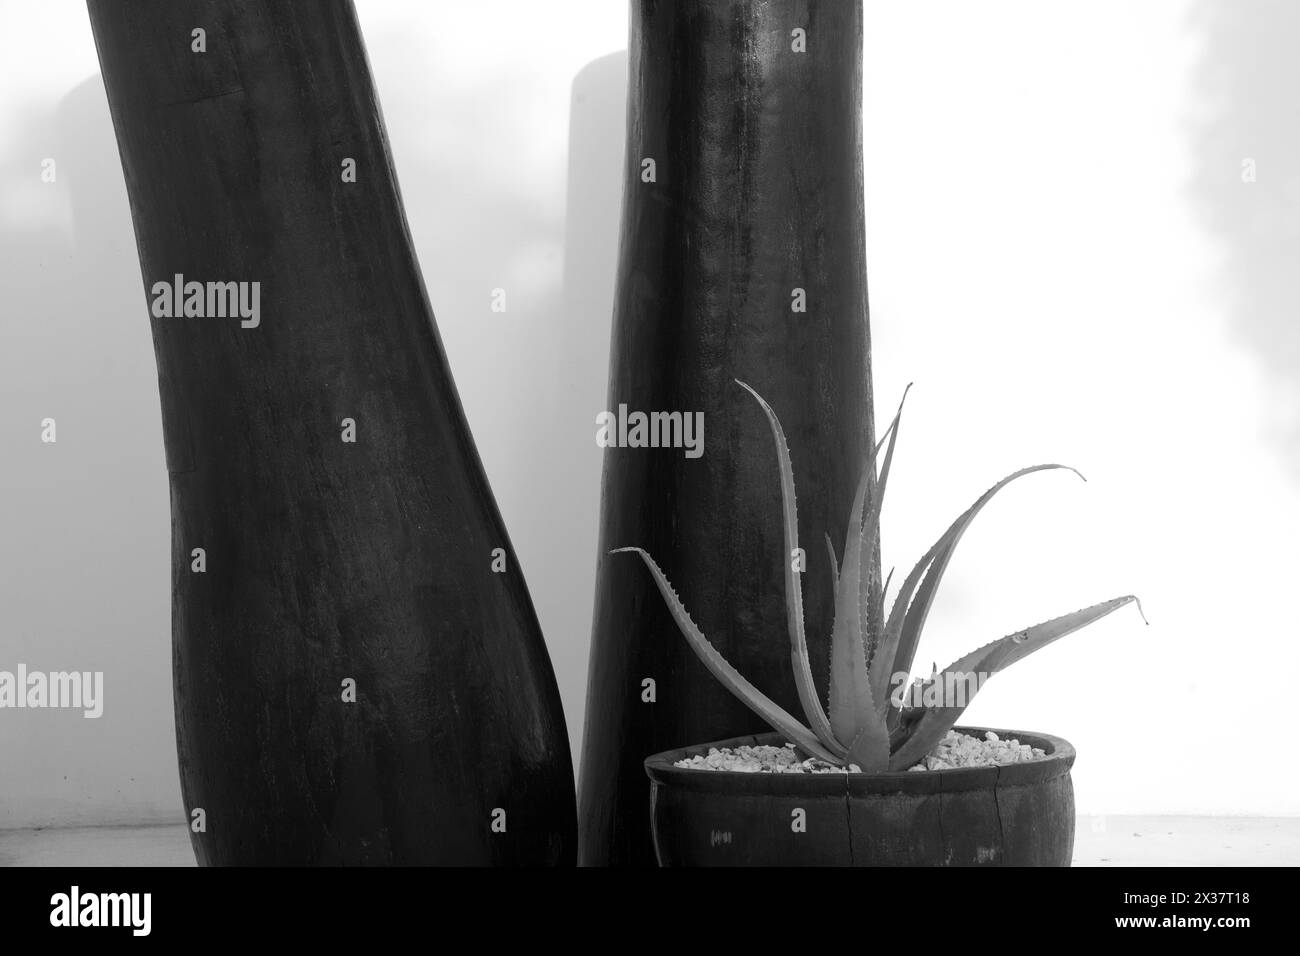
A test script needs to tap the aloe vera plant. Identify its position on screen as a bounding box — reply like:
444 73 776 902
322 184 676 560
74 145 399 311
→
614 380 1145 771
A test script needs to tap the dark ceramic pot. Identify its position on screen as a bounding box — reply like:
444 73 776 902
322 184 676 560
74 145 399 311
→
645 728 1076 867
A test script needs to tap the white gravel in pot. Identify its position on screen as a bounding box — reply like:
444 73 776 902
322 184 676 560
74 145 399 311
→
672 730 1046 774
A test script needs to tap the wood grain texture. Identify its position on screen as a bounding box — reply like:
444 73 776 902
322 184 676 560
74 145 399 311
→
646 729 1077 866
579 0 879 866
87 0 576 865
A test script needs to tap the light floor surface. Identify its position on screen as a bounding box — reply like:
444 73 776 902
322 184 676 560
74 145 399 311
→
0 816 1295 866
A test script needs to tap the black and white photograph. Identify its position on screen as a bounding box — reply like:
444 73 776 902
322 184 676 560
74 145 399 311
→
0 0 1291 937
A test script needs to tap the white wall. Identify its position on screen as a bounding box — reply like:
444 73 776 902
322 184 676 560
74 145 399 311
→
0 0 1295 827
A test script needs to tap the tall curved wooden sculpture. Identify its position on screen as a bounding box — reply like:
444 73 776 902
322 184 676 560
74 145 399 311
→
579 0 880 866
87 0 576 865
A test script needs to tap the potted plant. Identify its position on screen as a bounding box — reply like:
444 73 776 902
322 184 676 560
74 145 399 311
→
619 381 1144 866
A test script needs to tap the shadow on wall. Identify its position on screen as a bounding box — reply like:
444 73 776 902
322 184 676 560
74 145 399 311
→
0 76 177 827
562 51 628 753
1188 0 1300 478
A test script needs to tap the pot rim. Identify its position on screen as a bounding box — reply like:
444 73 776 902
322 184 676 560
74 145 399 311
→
644 726 1076 795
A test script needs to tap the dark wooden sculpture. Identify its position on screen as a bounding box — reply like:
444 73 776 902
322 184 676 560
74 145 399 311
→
579 0 880 866
87 0 576 865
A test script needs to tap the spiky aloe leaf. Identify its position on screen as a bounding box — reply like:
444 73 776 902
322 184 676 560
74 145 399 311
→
825 534 889 768
824 533 839 589
869 464 1084 717
892 465 1086 684
886 596 1145 770
828 435 889 752
880 566 895 608
858 386 911 665
847 723 890 773
612 546 844 764
735 380 842 757
825 391 908 750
